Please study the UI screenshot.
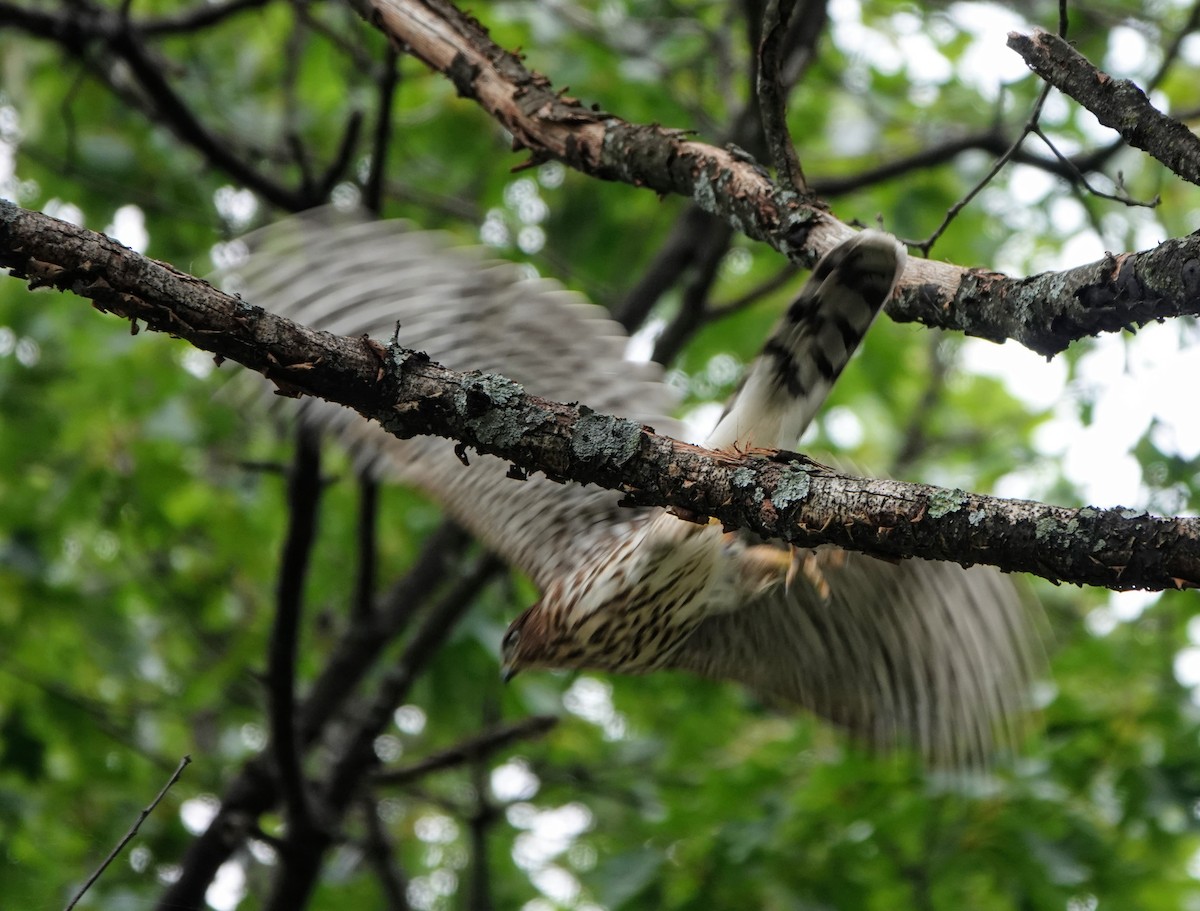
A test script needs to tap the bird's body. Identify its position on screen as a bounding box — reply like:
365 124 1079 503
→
225 211 1037 764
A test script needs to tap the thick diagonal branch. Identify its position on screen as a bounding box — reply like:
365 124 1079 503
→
342 0 1200 357
1008 29 1200 187
3 201 1197 591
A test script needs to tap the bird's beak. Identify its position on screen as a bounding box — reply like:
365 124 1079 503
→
501 666 518 684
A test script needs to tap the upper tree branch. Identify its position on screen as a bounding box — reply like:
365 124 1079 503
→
1008 29 1200 187
3 200 1197 591
343 0 1200 358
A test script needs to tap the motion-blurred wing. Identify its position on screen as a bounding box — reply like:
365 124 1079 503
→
668 548 1036 763
220 209 679 589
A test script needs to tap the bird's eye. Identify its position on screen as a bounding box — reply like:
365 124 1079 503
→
503 628 520 649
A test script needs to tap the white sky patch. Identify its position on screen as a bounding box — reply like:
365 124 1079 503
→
491 757 541 802
394 704 428 735
44 198 84 226
531 865 581 905
563 675 629 740
213 185 258 230
1175 647 1200 688
822 405 865 449
105 204 149 253
625 316 664 363
960 338 1067 411
1182 33 1200 67
1104 26 1157 79
945 2 1034 91
681 402 723 445
510 802 594 870
206 861 247 911
180 795 220 834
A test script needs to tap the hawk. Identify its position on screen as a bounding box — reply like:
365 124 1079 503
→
224 209 1036 765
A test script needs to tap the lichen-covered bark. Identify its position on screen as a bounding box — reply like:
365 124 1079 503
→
3 200 1197 590
891 237 1200 356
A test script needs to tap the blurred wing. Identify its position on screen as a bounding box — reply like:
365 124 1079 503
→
668 548 1038 763
220 208 680 589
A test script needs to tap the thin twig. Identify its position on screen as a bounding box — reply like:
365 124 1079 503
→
65 755 192 911
374 715 559 786
913 5 1070 255
912 79 1055 255
1032 126 1159 208
650 220 733 364
705 261 800 321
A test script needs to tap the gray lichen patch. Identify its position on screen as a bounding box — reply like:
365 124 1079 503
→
458 372 525 410
570 407 644 467
388 345 430 373
453 373 533 450
771 466 811 509
1034 515 1061 542
731 467 765 504
928 488 968 519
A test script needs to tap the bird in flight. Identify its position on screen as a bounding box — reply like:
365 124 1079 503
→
224 209 1036 765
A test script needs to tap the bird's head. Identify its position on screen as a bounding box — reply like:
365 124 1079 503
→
499 573 619 681
500 601 550 682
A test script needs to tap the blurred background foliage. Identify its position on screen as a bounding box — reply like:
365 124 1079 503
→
2 0 1200 909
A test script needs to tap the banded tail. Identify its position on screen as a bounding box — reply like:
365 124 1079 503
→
706 230 906 450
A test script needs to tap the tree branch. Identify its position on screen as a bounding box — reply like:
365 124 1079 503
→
374 715 558 787
1008 29 1200 187
342 0 1200 357
3 200 1197 590
266 430 322 837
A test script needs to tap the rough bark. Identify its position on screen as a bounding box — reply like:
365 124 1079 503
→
1008 29 1200 188
3 199 1197 591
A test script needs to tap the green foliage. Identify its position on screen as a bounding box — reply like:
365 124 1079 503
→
3 1 1200 910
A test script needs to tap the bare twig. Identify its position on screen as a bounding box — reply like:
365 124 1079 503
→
374 715 559 786
1031 126 1159 208
154 523 470 911
705 261 800 322
912 79 1055 255
139 0 274 36
65 755 192 911
261 554 502 910
650 220 734 364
